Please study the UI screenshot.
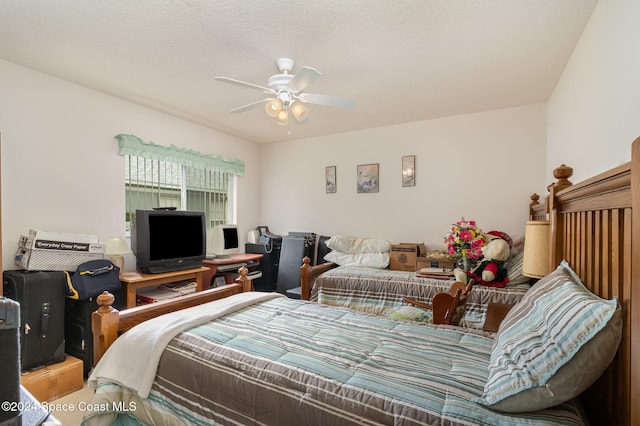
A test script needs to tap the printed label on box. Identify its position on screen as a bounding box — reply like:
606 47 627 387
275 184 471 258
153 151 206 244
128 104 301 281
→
19 235 105 253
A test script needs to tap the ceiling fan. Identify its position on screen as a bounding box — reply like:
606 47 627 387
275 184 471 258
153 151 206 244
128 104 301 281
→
215 58 355 126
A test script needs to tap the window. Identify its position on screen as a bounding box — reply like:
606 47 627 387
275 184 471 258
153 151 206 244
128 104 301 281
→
116 134 244 239
124 156 235 233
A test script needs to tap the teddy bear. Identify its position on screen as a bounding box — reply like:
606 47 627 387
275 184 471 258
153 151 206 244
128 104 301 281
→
453 231 512 287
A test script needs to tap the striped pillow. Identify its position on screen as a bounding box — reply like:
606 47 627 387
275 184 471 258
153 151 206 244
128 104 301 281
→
505 250 531 286
474 261 621 412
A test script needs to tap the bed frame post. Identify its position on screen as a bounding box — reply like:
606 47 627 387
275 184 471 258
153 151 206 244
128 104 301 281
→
299 257 337 301
630 136 640 425
92 291 120 365
529 193 541 218
235 266 253 292
300 257 312 300
548 164 573 268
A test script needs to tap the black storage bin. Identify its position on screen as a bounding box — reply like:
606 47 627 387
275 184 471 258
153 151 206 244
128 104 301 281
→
3 271 66 372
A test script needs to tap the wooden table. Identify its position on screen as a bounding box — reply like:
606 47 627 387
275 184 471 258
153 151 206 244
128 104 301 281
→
119 266 210 308
202 253 263 290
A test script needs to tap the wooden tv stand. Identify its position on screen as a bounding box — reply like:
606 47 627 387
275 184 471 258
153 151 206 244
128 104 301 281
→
119 266 210 309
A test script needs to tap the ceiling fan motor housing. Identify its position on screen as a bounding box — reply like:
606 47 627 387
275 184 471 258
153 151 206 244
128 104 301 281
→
268 74 295 92
276 57 295 73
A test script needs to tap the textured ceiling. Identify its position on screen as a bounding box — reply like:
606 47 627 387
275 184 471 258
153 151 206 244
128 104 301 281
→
0 0 597 144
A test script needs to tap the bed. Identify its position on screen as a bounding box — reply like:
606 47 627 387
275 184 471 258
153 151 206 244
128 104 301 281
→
301 262 531 329
85 136 639 426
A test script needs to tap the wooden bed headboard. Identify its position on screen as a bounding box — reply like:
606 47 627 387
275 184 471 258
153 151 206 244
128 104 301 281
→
534 136 639 426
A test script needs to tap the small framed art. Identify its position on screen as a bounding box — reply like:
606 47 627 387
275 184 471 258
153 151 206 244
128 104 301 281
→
402 155 415 187
357 163 379 193
326 166 336 193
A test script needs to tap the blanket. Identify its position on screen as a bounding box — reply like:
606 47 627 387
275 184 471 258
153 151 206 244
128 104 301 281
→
87 291 283 398
84 297 587 426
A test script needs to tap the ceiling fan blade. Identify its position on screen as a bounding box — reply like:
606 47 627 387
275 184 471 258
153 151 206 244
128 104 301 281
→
288 66 321 93
299 93 356 108
229 98 271 113
215 76 275 94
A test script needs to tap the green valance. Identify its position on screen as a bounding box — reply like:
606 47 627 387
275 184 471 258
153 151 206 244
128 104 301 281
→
115 134 245 176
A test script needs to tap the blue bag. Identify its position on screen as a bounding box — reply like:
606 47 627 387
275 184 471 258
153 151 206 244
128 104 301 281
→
64 259 121 300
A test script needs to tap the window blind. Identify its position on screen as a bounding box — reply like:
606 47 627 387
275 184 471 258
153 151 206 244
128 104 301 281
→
117 134 240 232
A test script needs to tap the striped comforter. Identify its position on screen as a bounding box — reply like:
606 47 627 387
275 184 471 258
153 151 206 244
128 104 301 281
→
311 266 531 328
83 297 585 425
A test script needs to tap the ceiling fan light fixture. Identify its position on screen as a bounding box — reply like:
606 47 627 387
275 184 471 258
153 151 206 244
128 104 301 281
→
217 57 354 127
265 98 283 118
290 101 309 122
274 109 288 125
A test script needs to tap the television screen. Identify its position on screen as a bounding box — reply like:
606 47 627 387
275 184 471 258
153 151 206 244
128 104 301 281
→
221 227 239 250
133 209 206 274
149 214 204 260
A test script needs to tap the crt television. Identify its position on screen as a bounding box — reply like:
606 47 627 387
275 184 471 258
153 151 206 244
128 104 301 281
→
210 224 240 258
132 209 206 274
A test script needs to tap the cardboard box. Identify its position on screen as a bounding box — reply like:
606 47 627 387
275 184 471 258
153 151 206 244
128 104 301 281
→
25 229 101 244
417 251 458 270
389 243 426 271
21 355 83 402
15 232 105 271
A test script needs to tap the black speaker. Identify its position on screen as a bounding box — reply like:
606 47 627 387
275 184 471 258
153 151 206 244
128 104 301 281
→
0 297 21 426
245 243 280 292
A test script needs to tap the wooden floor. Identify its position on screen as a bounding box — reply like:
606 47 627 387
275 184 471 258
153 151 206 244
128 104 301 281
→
47 382 94 425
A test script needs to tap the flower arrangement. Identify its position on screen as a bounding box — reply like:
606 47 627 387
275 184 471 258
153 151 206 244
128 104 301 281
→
444 218 486 260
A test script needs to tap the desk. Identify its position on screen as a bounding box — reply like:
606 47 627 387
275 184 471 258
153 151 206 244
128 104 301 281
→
202 253 264 290
119 266 210 309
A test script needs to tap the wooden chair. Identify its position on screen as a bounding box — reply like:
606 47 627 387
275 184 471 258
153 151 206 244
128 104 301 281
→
403 280 473 325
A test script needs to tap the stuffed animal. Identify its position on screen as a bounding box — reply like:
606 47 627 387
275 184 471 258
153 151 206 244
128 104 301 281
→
453 231 512 287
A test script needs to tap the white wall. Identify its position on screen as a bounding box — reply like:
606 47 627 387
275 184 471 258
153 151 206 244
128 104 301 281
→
258 0 640 251
547 0 640 182
260 104 547 249
4 0 636 270
0 60 262 270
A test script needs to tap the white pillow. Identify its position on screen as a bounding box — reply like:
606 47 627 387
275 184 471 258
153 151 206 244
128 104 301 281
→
324 250 389 268
325 235 390 254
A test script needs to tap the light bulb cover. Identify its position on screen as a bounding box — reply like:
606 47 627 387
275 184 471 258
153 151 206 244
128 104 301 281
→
104 236 131 255
274 109 289 125
290 101 309 123
265 98 283 118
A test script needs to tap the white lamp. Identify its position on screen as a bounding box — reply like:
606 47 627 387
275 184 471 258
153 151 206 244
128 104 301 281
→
522 221 551 278
104 236 132 272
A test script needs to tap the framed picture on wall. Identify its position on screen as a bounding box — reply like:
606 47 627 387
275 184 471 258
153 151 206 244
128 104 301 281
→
402 155 415 187
357 163 379 193
326 166 337 193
